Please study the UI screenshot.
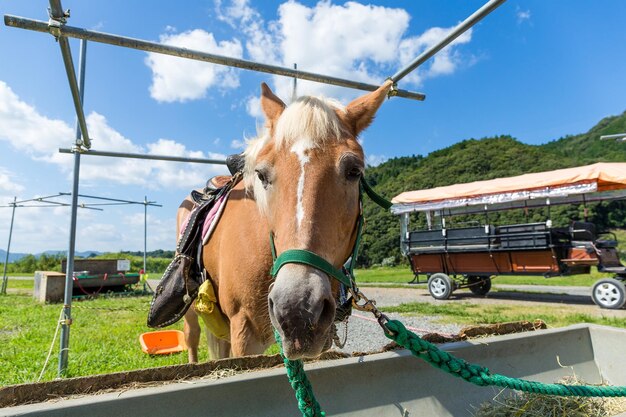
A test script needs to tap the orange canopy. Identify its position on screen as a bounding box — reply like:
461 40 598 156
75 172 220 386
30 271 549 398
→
392 162 626 210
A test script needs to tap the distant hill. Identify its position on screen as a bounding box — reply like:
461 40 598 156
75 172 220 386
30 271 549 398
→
0 250 103 263
0 249 29 263
360 110 626 266
0 249 174 264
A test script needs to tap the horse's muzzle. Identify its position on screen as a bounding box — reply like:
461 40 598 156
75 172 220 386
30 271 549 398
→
268 265 336 359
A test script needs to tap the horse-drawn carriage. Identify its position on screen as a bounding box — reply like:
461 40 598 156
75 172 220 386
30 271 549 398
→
390 162 626 309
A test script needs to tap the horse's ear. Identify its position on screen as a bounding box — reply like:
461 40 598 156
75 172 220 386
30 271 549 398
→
343 79 393 136
260 82 285 129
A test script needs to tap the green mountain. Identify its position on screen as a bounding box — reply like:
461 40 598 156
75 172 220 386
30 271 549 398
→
360 111 626 266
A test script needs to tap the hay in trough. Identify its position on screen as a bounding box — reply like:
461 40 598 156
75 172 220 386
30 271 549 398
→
472 376 626 417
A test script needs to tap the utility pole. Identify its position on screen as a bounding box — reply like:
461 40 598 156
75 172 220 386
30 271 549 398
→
1 197 17 295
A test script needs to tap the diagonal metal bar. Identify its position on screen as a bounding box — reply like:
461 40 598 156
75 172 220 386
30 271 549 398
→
4 15 426 101
59 192 162 207
15 193 66 204
391 0 507 83
47 1 92 148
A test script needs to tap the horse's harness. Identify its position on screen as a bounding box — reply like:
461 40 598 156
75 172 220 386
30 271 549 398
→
269 177 393 330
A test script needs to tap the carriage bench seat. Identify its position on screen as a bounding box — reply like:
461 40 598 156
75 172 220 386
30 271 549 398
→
596 239 618 248
598 266 626 275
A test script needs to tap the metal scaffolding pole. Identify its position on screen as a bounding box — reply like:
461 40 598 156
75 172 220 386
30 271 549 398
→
59 36 87 377
143 196 148 291
58 192 162 207
391 0 507 83
4 14 426 101
47 0 91 148
58 148 227 165
1 197 17 295
292 63 298 102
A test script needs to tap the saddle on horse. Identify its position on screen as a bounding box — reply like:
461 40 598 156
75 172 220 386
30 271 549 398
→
147 154 244 331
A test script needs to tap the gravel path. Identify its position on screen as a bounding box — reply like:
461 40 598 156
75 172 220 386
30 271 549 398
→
335 311 462 355
335 286 463 355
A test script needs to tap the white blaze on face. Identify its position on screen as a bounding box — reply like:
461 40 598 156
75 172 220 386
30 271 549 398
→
290 140 313 229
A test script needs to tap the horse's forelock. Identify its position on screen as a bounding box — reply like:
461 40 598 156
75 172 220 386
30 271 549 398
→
242 95 348 211
274 96 347 150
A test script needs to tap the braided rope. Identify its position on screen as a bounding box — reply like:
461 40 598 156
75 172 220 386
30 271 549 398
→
385 319 626 397
274 330 326 417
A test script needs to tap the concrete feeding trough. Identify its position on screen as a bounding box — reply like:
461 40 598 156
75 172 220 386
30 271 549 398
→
1 324 625 416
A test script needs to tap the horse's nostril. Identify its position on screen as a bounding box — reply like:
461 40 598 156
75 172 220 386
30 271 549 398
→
319 298 335 324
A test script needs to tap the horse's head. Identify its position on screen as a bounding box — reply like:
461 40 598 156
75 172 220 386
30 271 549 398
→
243 81 392 359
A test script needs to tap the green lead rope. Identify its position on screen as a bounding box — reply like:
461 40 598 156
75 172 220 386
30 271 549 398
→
385 319 626 397
274 330 326 417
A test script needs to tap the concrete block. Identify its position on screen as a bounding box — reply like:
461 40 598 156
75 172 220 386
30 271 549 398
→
33 271 66 303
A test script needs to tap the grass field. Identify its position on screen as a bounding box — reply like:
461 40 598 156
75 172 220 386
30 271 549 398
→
0 291 196 386
2 259 625 387
1 278 281 386
382 301 626 329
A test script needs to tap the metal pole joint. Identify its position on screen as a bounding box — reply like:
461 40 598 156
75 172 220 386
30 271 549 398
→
47 5 69 23
47 6 68 39
386 78 399 98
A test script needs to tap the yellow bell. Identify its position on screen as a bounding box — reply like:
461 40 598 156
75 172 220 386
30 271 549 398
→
195 280 230 341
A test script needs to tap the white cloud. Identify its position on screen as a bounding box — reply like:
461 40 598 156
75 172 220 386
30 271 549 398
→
123 212 174 250
213 1 475 111
260 1 410 101
0 82 228 190
245 96 262 118
366 154 388 167
230 139 246 149
146 2 477 113
215 0 258 27
0 168 24 194
0 81 73 154
77 223 120 244
398 26 473 85
70 115 228 189
145 139 228 188
516 7 531 24
146 29 244 102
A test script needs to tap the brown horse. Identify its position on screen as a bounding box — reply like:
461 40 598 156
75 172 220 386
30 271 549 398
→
179 80 392 362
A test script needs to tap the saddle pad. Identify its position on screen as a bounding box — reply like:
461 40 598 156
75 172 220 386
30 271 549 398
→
201 192 229 244
179 191 230 245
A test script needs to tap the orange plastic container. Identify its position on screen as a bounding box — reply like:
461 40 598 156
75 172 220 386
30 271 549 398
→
139 330 187 355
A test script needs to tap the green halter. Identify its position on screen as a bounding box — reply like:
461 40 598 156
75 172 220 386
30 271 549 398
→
269 177 388 286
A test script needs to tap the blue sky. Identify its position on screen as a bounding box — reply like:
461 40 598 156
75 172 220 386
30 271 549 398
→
0 0 625 254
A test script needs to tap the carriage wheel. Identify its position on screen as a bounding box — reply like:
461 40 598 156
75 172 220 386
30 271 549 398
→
468 275 492 296
428 273 454 300
592 278 626 309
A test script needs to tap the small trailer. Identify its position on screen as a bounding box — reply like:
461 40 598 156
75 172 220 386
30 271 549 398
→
390 162 626 309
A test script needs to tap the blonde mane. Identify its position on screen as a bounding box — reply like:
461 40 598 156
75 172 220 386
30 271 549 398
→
242 95 348 208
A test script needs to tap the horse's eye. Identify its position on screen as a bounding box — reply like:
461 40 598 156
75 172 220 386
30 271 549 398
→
255 169 270 188
346 166 362 181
